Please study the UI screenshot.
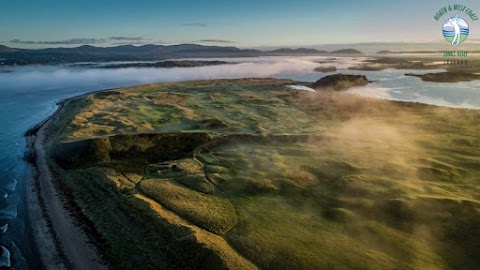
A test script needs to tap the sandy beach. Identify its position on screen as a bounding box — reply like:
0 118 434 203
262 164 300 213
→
26 96 108 270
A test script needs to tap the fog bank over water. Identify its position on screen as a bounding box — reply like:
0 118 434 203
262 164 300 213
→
0 57 317 90
1 56 480 109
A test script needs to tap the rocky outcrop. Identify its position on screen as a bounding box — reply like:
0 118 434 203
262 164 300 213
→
312 74 369 91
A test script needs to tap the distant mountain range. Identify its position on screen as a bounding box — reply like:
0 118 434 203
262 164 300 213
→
329 49 363 55
0 44 364 65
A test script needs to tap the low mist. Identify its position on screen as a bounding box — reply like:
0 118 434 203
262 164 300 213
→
0 58 319 91
1 56 479 109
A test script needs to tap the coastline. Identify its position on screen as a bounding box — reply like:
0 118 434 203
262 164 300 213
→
25 91 113 270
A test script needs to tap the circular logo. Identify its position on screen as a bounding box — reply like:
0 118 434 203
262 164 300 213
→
442 14 469 46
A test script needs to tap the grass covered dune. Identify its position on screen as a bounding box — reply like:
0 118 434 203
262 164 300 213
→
44 78 480 269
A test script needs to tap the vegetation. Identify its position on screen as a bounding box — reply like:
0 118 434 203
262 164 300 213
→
405 72 480 82
312 74 369 90
349 57 480 77
45 78 480 269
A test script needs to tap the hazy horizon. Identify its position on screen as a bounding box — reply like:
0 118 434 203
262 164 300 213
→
4 41 480 56
2 0 480 49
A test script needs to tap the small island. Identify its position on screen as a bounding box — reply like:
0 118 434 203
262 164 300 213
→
312 74 369 90
405 72 480 82
348 58 428 71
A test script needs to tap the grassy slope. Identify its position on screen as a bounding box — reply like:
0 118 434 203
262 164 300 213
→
45 79 480 270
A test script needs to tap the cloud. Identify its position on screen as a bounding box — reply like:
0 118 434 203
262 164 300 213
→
109 37 154 45
10 36 236 46
109 36 146 41
112 39 173 46
111 42 147 45
11 36 150 45
195 39 236 43
11 38 106 45
182 23 207 27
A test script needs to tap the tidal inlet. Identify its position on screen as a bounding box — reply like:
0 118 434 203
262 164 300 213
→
1 1 480 270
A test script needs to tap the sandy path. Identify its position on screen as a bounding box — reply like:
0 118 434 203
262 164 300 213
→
29 99 108 270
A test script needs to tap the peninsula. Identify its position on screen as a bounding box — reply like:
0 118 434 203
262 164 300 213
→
28 78 480 270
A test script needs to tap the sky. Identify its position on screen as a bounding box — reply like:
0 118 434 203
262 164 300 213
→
1 0 480 48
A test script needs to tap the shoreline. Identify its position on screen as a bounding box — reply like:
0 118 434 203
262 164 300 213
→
25 91 114 270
